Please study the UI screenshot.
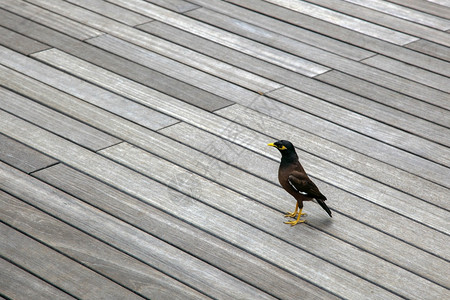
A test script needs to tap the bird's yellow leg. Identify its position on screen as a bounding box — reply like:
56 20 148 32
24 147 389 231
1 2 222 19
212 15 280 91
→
284 208 307 226
284 202 306 218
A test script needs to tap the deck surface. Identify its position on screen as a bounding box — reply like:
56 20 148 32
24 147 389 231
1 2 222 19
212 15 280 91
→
0 0 449 299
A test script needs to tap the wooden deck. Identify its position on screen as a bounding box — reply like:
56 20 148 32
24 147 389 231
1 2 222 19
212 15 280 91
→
0 0 449 299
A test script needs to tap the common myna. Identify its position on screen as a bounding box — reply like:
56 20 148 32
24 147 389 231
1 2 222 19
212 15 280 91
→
268 140 332 225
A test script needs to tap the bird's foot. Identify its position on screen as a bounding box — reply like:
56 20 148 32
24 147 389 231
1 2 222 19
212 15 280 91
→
284 219 307 226
284 211 307 218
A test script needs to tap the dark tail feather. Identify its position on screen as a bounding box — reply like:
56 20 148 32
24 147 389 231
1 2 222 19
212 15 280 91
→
317 199 332 217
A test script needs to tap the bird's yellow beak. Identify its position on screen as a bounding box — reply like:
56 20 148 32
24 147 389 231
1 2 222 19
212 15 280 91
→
267 143 276 147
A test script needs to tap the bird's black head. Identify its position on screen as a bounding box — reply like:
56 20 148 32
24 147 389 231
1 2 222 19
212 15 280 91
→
267 140 295 153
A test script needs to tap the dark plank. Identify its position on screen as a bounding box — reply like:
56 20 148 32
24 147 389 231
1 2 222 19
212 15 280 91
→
0 223 143 299
0 133 57 173
0 190 210 300
0 257 75 300
0 9 232 112
0 87 121 151
34 163 337 300
0 0 101 40
0 26 50 54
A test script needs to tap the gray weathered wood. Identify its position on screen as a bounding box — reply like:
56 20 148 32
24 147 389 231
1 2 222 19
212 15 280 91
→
0 133 57 173
304 0 450 46
263 0 417 45
0 223 143 299
160 121 450 262
137 0 199 13
86 34 272 102
187 0 374 61
342 0 450 30
34 163 337 300
103 0 331 76
0 0 102 40
0 256 75 300
0 161 275 300
0 190 211 300
29 49 450 232
65 0 151 26
0 13 232 111
0 112 403 300
0 26 50 54
361 54 450 93
266 87 450 166
316 70 450 127
0 48 178 131
406 39 450 61
388 0 450 19
0 87 120 151
224 0 450 76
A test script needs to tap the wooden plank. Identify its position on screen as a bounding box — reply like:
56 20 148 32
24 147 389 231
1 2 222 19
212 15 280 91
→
0 161 275 300
316 70 450 128
137 0 199 13
224 0 450 76
406 39 450 61
0 13 232 112
183 6 450 97
266 87 450 167
98 0 331 77
0 222 143 299
262 0 417 45
29 49 450 231
160 121 450 261
0 26 50 55
0 0 102 40
342 0 450 30
304 0 450 46
0 57 446 272
99 142 450 295
185 0 374 61
0 190 210 300
0 49 178 131
361 54 450 93
65 0 151 26
0 88 121 151
0 113 403 300
0 257 75 300
86 34 272 102
0 133 57 173
34 164 338 300
137 21 449 128
388 0 450 19
213 100 450 205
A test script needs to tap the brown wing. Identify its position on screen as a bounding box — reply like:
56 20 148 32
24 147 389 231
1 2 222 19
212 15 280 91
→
288 172 327 200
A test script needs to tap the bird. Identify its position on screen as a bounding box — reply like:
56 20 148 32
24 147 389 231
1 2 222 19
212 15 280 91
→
268 140 332 226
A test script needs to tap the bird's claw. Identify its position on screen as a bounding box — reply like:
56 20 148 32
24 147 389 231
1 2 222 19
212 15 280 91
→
284 219 307 226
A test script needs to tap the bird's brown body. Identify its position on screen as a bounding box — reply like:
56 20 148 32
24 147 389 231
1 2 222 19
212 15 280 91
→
269 140 331 225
